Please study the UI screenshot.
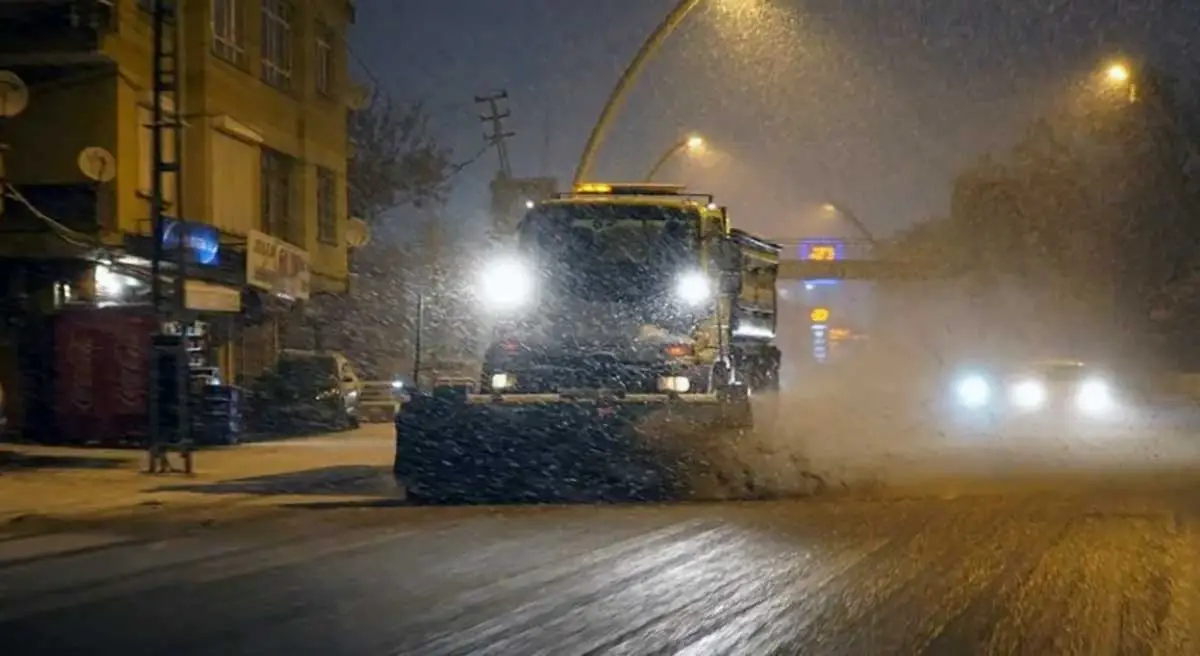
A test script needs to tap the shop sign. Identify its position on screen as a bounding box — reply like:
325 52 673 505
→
163 219 221 266
247 230 310 300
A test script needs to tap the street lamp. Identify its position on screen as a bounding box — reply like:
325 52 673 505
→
820 202 875 243
1101 60 1136 103
572 0 704 186
645 134 705 180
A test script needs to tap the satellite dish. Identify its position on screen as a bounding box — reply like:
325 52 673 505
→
77 146 116 183
346 216 370 248
0 70 29 118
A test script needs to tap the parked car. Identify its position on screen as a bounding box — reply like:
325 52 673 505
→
253 350 362 432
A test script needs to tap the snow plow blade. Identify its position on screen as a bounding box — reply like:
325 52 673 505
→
394 391 754 504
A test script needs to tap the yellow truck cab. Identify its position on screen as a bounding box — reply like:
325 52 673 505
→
477 181 782 396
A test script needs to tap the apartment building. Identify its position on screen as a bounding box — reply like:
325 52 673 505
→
0 0 358 390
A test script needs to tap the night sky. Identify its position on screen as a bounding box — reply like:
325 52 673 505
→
352 0 1197 240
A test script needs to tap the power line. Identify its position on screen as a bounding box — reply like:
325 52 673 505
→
445 142 493 181
345 41 381 90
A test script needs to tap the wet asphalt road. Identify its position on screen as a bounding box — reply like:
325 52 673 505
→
3 470 1200 655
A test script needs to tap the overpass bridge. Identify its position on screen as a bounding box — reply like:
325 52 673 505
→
770 238 947 281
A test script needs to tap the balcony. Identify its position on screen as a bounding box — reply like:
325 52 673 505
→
0 0 118 63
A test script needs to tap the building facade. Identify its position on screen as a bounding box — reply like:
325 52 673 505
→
0 0 358 432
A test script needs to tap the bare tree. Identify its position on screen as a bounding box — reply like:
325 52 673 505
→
293 89 456 373
347 88 453 222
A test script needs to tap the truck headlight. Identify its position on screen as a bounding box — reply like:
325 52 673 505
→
1076 378 1113 414
675 270 710 306
479 257 534 311
955 374 990 408
657 376 691 393
1010 378 1047 409
490 373 514 390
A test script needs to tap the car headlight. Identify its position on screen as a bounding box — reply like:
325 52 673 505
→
675 270 711 306
955 375 990 408
479 257 534 311
1076 378 1114 414
1010 378 1047 409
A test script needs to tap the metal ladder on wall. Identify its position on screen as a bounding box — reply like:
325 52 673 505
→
147 0 192 473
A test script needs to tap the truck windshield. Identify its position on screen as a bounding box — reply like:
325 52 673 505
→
517 203 699 300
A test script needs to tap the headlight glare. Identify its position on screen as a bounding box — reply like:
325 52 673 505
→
1076 378 1113 414
479 257 534 311
1010 378 1047 409
955 375 990 408
675 271 711 306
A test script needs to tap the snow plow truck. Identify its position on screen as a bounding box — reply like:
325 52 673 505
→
395 183 781 503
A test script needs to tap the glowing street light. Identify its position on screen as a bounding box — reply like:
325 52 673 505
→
645 134 706 180
1099 59 1137 103
572 0 702 186
573 0 760 185
1106 63 1130 84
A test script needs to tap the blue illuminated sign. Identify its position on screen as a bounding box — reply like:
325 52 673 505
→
162 219 220 266
812 323 828 363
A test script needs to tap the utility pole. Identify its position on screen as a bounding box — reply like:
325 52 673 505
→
411 292 424 389
474 90 514 179
148 0 190 471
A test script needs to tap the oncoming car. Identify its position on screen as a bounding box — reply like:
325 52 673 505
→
949 359 1120 422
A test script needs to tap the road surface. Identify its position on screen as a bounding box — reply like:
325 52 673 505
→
2 469 1200 655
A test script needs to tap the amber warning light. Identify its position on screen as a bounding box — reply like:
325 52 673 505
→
664 343 693 357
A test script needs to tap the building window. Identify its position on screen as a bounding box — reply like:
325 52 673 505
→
261 148 296 244
316 167 337 244
261 0 294 89
211 0 244 65
315 23 334 96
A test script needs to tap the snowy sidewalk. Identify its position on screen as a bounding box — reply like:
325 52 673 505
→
0 425 398 525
